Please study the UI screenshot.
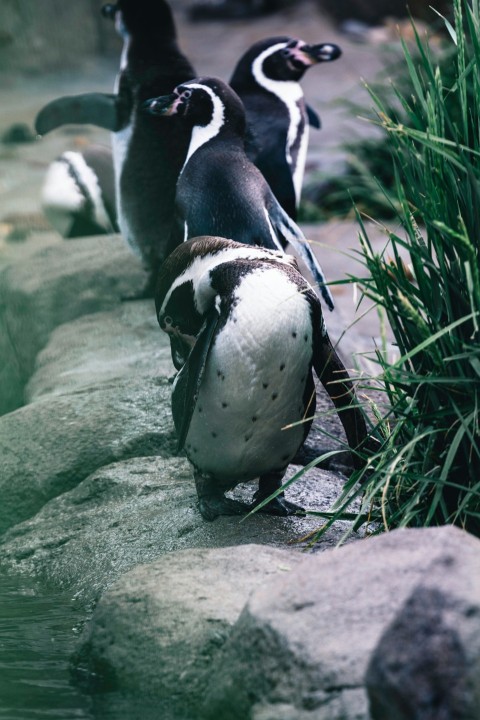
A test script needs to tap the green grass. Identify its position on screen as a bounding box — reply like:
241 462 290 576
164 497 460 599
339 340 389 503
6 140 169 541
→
301 17 474 222
326 0 480 539
257 0 480 541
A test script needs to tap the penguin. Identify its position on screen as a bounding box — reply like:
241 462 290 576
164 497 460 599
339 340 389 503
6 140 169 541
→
155 236 368 521
144 77 335 311
230 37 341 219
41 144 117 238
35 0 196 297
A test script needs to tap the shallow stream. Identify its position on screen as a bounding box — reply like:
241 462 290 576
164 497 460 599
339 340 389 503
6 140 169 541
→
0 572 192 719
0 572 93 720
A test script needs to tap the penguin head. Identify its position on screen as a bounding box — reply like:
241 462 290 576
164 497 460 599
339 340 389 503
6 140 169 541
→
158 280 203 369
101 0 177 41
232 36 342 85
101 4 118 20
156 236 238 369
144 78 246 137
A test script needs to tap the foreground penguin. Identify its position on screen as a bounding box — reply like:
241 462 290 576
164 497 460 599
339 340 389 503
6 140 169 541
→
144 77 334 311
230 37 341 219
156 236 368 520
41 144 117 238
35 0 195 296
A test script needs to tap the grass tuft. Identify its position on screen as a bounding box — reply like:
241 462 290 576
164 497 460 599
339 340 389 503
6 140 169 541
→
309 0 480 541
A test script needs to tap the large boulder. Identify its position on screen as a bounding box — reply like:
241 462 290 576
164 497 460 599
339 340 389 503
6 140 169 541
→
366 563 480 719
200 526 480 719
25 301 171 401
0 376 175 535
0 234 144 415
75 545 302 720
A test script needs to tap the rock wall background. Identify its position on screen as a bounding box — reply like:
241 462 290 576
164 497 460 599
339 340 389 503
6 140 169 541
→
0 0 120 73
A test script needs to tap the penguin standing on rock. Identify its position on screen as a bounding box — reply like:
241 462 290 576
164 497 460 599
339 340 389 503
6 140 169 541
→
144 77 335 311
156 236 368 521
230 37 341 219
35 0 196 297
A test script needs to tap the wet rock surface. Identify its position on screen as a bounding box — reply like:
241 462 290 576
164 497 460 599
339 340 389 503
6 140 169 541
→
0 456 354 604
200 527 480 720
0 235 145 415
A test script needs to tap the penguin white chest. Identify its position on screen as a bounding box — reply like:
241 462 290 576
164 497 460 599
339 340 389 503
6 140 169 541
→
185 268 313 482
112 123 135 250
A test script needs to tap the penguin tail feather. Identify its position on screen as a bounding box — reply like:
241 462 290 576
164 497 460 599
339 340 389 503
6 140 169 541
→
277 217 335 312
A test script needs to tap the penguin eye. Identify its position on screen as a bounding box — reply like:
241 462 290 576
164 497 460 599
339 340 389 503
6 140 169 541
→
281 48 290 57
182 89 192 100
161 315 174 330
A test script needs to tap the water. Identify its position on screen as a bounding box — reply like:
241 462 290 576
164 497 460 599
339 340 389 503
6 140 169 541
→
0 574 193 720
0 573 93 720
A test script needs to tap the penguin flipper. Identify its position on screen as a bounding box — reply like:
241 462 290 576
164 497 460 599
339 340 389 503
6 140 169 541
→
307 105 321 130
35 93 121 135
270 202 335 311
310 297 368 469
172 306 220 453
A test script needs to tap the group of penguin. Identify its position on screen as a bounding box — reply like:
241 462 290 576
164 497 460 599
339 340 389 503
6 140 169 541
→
36 0 369 521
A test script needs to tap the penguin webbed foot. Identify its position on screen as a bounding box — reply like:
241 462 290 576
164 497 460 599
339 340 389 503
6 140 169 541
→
252 492 305 517
198 494 252 521
194 471 251 521
252 472 305 516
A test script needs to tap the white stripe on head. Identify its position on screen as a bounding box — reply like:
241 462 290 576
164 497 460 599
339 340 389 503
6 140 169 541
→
252 43 304 155
181 83 225 172
160 244 293 316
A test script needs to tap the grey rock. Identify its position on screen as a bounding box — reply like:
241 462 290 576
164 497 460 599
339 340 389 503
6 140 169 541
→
201 526 480 720
366 558 480 720
0 234 144 415
251 693 368 720
75 545 301 719
0 376 175 535
25 302 173 401
0 456 357 602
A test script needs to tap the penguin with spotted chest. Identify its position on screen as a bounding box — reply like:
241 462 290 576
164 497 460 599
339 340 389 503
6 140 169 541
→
144 76 335 312
230 36 341 219
156 236 368 521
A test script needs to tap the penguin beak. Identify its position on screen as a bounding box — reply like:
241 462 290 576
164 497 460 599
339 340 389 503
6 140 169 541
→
303 43 342 64
101 3 119 19
143 94 179 117
170 335 193 370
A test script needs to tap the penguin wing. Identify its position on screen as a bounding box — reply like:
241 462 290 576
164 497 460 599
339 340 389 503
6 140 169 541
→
306 105 321 130
266 198 335 311
309 295 367 468
172 306 220 453
35 93 122 135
